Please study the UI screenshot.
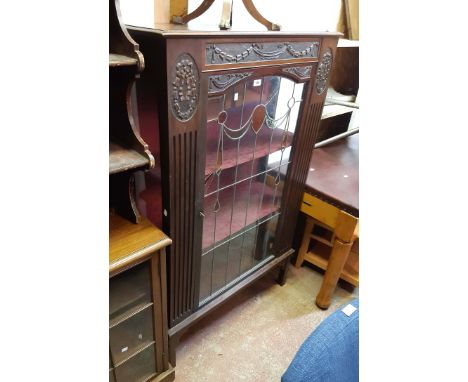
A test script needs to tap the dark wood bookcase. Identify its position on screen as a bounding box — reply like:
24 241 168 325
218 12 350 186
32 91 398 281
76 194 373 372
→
127 24 340 365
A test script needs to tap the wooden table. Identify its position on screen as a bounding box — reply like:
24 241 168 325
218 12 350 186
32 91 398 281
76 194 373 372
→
295 134 359 309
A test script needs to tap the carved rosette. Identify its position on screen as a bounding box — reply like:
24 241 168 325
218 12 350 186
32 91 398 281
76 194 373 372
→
315 49 333 95
208 72 253 94
170 53 199 121
282 66 312 81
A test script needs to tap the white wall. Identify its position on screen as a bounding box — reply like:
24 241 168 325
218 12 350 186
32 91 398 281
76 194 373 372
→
119 0 154 26
119 0 342 32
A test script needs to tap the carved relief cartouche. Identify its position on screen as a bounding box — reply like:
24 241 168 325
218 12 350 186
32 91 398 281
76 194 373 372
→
171 53 199 121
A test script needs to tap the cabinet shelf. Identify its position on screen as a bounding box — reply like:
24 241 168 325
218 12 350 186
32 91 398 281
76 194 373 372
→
110 301 153 329
205 128 293 176
113 340 155 368
109 53 138 67
109 142 149 174
321 104 354 120
202 177 281 250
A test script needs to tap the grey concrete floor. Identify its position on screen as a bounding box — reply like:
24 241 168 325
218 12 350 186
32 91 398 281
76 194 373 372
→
173 264 358 381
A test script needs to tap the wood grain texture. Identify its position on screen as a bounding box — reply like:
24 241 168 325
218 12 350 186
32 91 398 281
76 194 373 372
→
109 212 172 275
109 53 138 67
304 134 359 216
170 0 188 19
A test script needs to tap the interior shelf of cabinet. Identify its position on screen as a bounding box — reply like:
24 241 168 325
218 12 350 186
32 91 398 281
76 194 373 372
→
109 142 149 174
110 301 153 328
112 340 156 369
202 175 281 250
109 53 138 68
306 240 359 286
204 129 293 176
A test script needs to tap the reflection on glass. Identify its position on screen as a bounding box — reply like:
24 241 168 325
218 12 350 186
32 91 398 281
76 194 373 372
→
200 76 304 304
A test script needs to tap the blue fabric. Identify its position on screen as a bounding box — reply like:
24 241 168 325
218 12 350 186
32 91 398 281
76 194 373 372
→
282 299 359 382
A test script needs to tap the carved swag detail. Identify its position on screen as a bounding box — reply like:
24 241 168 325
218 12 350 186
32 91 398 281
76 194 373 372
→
206 42 320 64
171 53 199 121
315 49 333 95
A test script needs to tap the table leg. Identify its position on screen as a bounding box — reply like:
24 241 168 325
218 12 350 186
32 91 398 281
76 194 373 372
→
295 217 314 268
315 238 352 309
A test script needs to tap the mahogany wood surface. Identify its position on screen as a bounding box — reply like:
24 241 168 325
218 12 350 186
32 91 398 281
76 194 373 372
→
305 134 359 217
129 23 339 37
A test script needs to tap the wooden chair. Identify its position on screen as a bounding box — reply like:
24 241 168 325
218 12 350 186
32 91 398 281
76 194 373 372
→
295 134 359 309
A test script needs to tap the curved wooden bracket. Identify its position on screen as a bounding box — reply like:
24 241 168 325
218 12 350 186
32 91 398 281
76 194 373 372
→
241 0 281 31
171 0 280 31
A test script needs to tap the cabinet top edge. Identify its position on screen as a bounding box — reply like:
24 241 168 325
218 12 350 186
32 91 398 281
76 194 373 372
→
127 23 342 38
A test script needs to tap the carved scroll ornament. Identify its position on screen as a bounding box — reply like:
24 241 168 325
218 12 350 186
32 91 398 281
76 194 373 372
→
208 72 253 93
282 65 312 81
171 53 199 121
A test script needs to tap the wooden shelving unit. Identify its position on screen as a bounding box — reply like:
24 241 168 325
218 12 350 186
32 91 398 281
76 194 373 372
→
109 0 153 223
316 38 359 143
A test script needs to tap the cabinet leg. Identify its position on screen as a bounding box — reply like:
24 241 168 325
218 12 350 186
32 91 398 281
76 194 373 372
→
315 239 352 309
277 256 290 286
168 333 179 367
295 217 314 268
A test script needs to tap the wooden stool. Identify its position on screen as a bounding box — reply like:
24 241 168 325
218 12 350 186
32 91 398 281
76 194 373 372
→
295 134 359 309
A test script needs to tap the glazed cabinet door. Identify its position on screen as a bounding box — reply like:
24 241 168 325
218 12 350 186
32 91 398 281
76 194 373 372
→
198 70 308 304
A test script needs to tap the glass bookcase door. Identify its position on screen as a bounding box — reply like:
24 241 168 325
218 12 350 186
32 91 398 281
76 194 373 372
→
199 75 304 304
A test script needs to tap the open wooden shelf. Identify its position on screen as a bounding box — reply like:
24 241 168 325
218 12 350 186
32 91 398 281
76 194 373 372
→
109 53 138 67
109 142 149 174
304 240 359 286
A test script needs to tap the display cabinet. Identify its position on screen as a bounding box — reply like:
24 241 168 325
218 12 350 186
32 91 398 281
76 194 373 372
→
127 24 340 364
